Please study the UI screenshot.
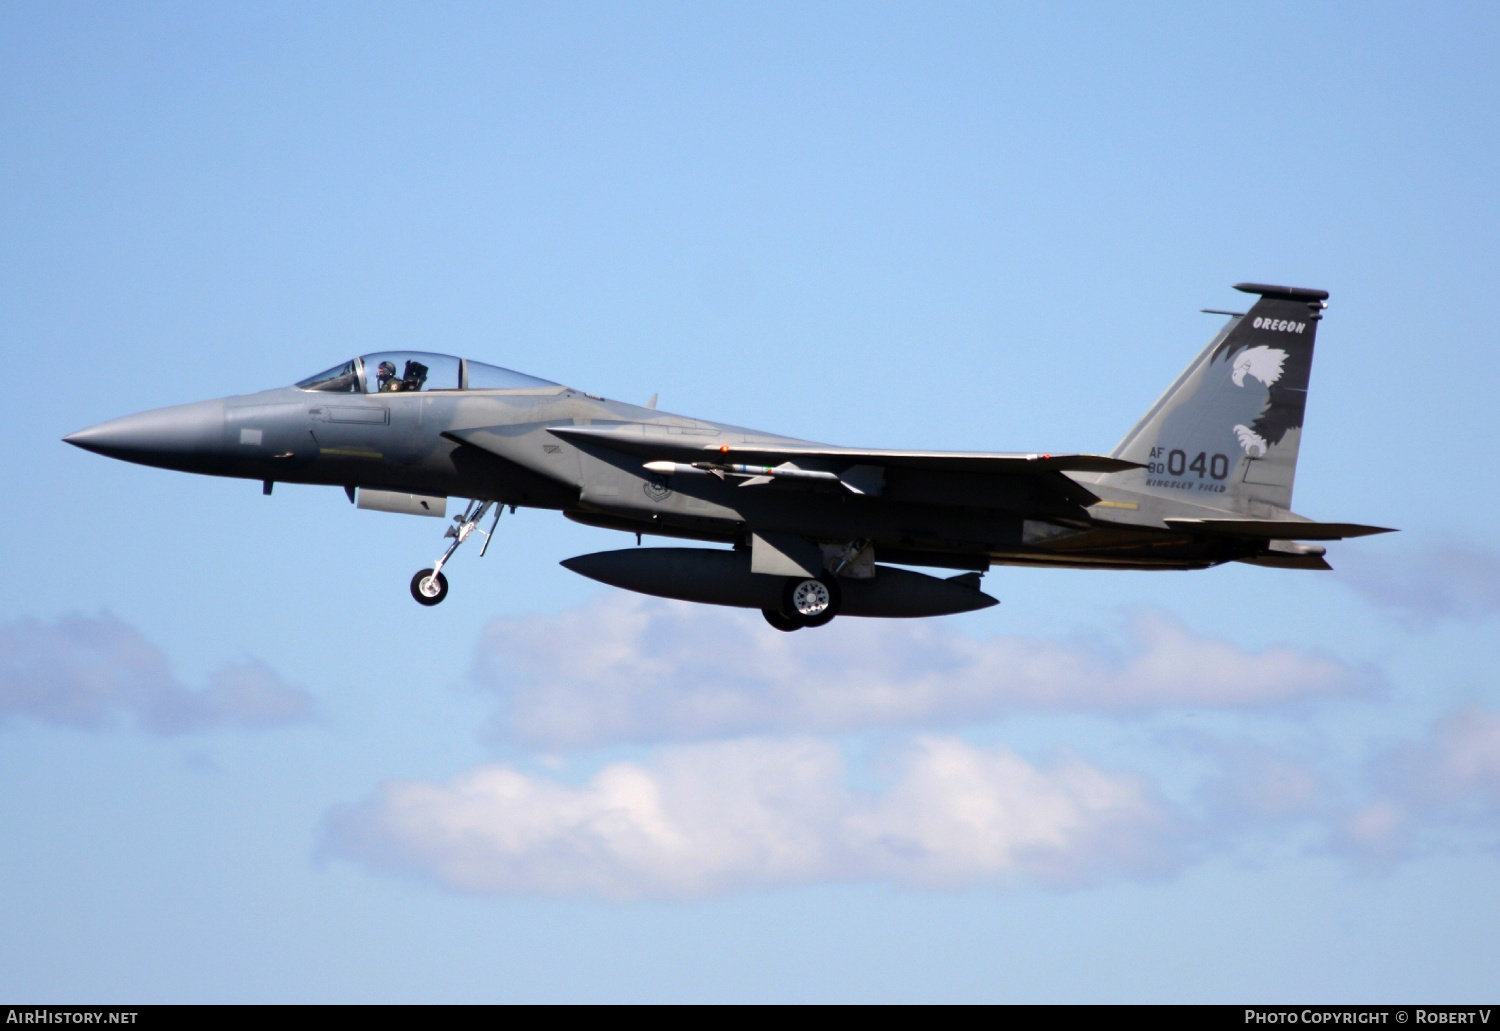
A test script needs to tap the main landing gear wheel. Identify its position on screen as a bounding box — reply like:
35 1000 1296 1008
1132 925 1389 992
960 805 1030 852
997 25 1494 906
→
762 608 802 632
411 568 449 606
782 575 841 628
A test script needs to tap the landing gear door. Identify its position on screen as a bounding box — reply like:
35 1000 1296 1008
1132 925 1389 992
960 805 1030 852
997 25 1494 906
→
750 532 822 577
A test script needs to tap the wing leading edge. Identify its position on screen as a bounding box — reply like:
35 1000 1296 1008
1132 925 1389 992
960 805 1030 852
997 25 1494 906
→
547 424 1141 476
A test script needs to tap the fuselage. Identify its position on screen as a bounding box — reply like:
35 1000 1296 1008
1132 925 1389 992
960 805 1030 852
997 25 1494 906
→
66 285 1393 623
64 351 1276 573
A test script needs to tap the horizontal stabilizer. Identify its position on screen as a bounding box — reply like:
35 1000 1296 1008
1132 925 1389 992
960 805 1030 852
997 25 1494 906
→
549 425 1141 475
1164 518 1395 540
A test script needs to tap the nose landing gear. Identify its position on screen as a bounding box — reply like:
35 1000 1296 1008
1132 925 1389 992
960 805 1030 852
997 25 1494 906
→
411 568 448 605
409 499 502 606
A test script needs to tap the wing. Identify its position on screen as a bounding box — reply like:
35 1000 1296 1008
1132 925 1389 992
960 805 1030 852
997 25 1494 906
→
544 424 1139 506
547 425 1139 475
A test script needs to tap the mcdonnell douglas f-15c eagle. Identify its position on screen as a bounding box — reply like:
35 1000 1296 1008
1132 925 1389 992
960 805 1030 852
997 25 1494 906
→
66 283 1392 631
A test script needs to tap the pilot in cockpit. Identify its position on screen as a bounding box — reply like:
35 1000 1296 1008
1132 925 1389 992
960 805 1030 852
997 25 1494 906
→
376 361 401 392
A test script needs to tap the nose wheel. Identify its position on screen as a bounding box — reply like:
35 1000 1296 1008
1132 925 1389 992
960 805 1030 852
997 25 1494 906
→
411 569 448 606
408 499 503 606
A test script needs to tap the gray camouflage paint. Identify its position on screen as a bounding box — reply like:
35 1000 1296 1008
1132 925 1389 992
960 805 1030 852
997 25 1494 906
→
1109 289 1322 515
65 284 1391 616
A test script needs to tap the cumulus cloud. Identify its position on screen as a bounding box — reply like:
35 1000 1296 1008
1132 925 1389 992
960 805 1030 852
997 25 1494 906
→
1335 708 1500 861
1195 741 1330 827
0 614 315 733
1339 541 1500 627
470 596 1370 747
323 736 1179 899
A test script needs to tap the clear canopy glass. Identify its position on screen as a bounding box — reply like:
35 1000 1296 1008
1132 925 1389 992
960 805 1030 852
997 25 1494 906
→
361 352 460 393
296 360 361 393
296 353 561 393
463 360 559 390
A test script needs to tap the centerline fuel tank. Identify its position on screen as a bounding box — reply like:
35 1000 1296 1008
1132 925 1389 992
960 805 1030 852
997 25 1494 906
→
561 547 997 618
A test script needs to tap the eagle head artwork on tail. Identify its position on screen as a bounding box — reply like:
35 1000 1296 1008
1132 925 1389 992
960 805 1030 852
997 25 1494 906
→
1213 313 1314 473
1228 344 1291 457
1109 283 1327 514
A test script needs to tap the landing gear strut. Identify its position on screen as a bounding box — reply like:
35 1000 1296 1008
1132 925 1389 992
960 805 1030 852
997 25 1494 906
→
410 499 502 606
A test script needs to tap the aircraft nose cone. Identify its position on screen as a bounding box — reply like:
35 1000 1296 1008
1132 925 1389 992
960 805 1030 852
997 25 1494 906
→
65 399 226 470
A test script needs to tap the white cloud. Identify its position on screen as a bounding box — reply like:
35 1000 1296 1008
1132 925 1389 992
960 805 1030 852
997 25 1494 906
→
1335 708 1500 860
471 596 1370 747
1194 742 1330 826
1158 711 1500 865
191 659 319 731
323 736 1178 899
846 738 1177 888
1339 800 1410 861
1332 708 1500 864
0 614 315 734
1339 541 1500 626
1396 707 1500 804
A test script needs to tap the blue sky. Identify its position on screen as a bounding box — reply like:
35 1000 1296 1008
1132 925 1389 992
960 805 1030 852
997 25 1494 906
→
3 1 1499 1002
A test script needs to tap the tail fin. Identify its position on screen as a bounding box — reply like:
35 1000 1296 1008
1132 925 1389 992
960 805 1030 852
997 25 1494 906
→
1109 283 1328 514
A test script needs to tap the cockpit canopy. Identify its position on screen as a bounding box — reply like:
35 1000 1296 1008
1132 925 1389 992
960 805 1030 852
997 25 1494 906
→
296 352 560 394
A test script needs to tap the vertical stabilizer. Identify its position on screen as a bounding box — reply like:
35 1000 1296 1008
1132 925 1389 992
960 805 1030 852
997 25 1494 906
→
1107 283 1328 514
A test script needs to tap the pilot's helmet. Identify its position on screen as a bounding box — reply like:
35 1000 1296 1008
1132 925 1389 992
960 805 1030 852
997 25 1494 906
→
377 361 397 377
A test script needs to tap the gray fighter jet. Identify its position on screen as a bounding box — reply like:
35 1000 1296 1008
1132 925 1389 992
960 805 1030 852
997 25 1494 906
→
65 283 1392 630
